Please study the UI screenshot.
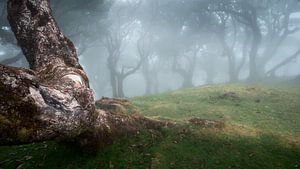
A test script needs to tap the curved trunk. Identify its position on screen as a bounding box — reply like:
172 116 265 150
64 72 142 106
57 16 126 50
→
0 0 171 150
1 0 95 145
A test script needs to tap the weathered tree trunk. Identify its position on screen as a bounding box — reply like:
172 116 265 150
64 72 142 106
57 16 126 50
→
1 0 168 148
0 0 96 145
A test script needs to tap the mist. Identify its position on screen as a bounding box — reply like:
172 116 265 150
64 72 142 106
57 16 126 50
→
1 0 300 168
1 0 300 99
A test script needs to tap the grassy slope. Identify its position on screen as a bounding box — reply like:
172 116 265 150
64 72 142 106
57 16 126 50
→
133 84 300 136
0 84 299 169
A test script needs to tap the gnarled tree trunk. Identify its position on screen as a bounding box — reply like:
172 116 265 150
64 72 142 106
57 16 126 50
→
0 0 95 145
0 0 168 149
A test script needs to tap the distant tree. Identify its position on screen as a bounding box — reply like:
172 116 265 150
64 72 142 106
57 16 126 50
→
136 0 161 95
227 0 262 81
259 0 300 77
137 31 159 95
172 43 201 88
148 0 204 88
225 0 300 79
52 0 110 57
210 2 249 82
102 0 142 98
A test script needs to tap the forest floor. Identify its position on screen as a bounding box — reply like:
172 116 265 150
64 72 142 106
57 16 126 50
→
0 83 299 169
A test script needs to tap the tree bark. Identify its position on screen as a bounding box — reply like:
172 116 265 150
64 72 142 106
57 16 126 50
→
0 0 167 149
0 0 95 145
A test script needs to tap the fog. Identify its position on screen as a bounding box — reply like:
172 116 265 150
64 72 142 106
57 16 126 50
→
1 0 300 99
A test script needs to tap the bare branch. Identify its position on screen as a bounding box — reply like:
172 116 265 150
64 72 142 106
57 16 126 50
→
266 49 300 76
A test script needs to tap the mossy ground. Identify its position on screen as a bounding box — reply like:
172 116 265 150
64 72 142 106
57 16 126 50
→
0 84 299 169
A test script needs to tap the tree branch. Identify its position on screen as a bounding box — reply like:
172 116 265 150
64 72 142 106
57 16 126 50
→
266 49 300 76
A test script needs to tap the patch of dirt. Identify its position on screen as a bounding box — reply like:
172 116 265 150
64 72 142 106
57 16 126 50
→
220 92 240 100
188 118 225 129
246 87 257 91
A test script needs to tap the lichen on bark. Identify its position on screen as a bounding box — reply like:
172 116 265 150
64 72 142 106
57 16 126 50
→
1 0 95 145
0 0 170 149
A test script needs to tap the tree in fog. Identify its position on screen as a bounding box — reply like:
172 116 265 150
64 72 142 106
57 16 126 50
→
52 0 109 57
223 0 300 80
137 31 159 95
209 1 249 82
172 41 202 88
136 0 161 95
102 1 142 98
148 0 208 88
259 0 300 77
224 0 262 81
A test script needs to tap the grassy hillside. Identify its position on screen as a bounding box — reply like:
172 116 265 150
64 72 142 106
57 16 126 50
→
133 84 300 136
0 84 299 169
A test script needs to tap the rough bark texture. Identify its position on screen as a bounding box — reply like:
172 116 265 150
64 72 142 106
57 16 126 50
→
0 0 95 145
0 0 169 149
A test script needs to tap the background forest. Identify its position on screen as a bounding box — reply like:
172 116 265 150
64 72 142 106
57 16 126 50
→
1 0 300 98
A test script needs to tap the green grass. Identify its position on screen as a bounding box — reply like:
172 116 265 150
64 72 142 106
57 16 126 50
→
1 84 299 169
133 84 300 135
